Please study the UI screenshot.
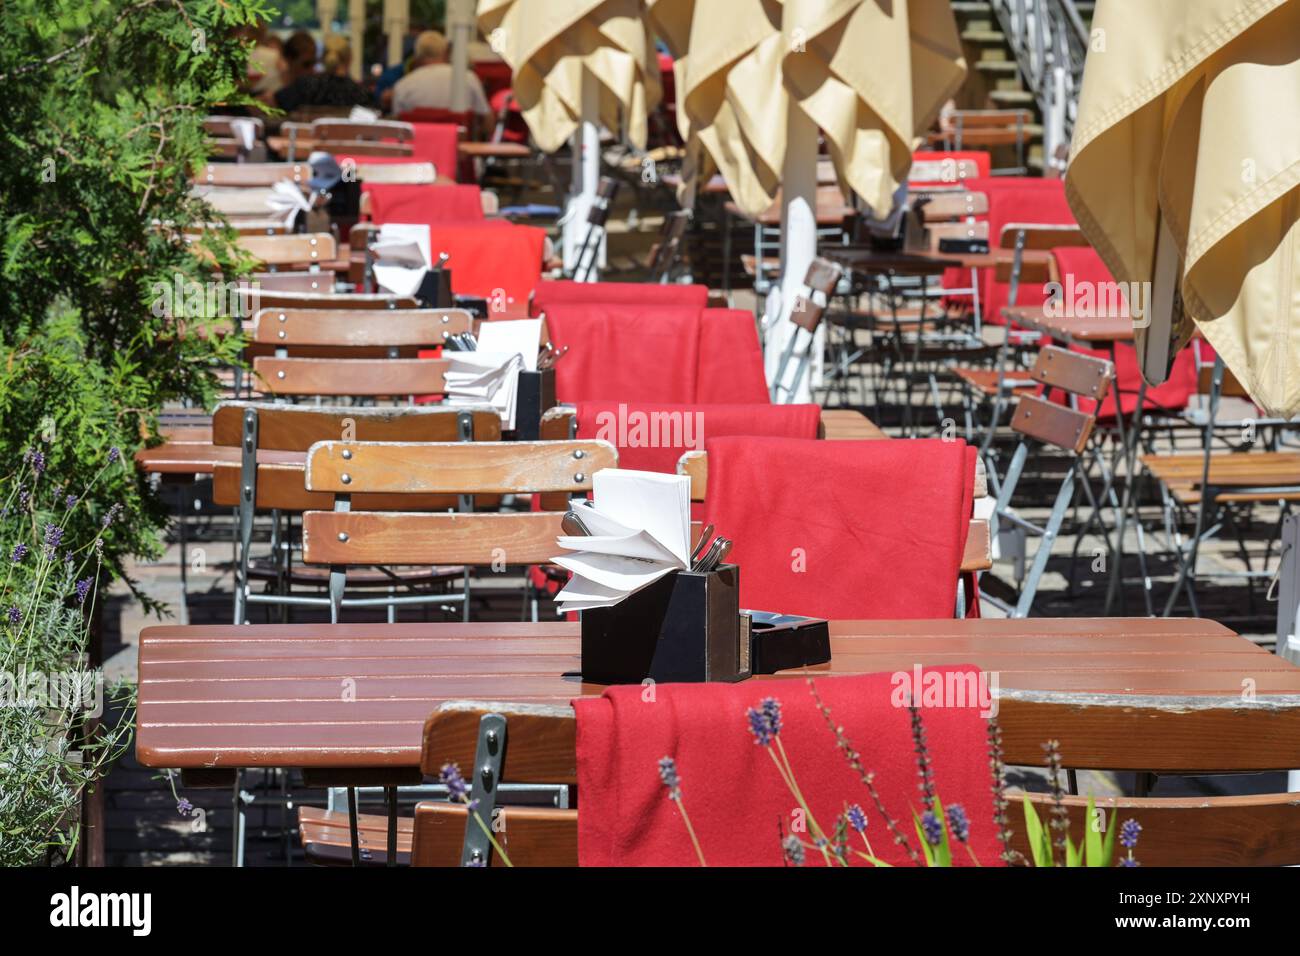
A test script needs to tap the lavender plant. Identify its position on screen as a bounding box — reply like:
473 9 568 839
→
1 443 135 865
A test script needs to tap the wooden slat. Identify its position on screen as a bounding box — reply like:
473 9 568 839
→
1028 345 1113 400
302 511 566 566
922 191 989 221
998 223 1087 251
237 290 418 311
211 462 463 511
1010 394 1095 454
212 402 499 450
410 804 578 867
422 702 578 781
251 356 449 396
251 308 473 347
310 139 413 157
352 162 440 184
196 163 309 186
243 271 333 293
239 232 337 266
313 118 413 141
304 439 617 494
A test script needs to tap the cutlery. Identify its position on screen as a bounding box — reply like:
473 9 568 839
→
690 524 714 564
561 510 592 537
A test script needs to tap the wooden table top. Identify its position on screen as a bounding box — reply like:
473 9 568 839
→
458 141 531 158
134 444 304 476
1003 304 1134 344
136 617 1300 775
820 408 888 440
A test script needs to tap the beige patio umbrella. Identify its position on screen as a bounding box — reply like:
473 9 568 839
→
1067 0 1300 418
647 0 965 400
478 0 661 275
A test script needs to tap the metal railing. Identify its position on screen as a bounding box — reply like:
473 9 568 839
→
988 0 1090 171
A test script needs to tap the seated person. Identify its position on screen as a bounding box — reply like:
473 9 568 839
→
391 30 490 135
274 35 372 114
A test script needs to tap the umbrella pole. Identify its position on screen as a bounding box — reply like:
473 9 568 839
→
563 71 602 281
766 106 819 402
447 0 474 112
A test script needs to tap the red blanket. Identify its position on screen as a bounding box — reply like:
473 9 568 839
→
700 437 973 619
364 183 484 223
1050 246 1200 418
533 280 709 311
575 669 1000 866
575 402 820 474
408 122 461 181
418 221 544 304
543 304 769 404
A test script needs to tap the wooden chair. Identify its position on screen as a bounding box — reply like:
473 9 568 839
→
985 346 1115 617
252 356 449 398
299 438 618 623
211 402 501 625
235 289 419 314
241 271 333 294
246 307 473 360
931 109 1032 175
770 257 842 403
302 698 1300 866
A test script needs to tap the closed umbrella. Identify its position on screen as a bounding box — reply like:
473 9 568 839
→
478 0 661 277
649 0 965 400
1067 0 1300 418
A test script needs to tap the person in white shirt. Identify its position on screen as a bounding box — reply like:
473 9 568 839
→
391 30 491 134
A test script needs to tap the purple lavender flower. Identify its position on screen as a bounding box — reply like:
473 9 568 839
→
946 804 970 843
43 523 63 557
107 446 121 464
846 803 867 834
18 487 29 510
65 494 78 509
1119 819 1141 849
921 810 943 846
102 503 123 528
24 448 46 476
75 577 93 605
1118 856 1139 867
781 834 805 866
746 697 783 747
10 543 28 563
176 798 193 816
658 756 681 800
439 762 471 802
6 606 20 625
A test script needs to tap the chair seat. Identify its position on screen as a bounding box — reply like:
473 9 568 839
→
953 367 1037 397
298 806 411 866
247 558 465 587
1142 451 1300 506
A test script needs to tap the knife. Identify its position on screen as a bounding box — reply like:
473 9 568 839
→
690 524 715 564
561 510 592 537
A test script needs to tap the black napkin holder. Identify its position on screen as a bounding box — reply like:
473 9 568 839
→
938 237 990 255
581 564 744 684
416 268 454 308
511 368 556 441
746 610 832 674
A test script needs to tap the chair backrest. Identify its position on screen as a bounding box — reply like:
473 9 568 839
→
647 210 691 281
299 439 618 567
251 356 450 397
790 257 842 331
1010 346 1114 455
203 115 265 139
998 222 1087 251
243 271 333 294
928 220 989 252
313 118 414 142
352 161 440 184
210 403 499 512
922 190 989 222
197 162 308 187
410 697 1300 866
250 308 473 348
315 140 415 158
238 232 338 267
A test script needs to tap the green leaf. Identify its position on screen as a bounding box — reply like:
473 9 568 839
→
912 809 936 867
932 796 953 867
1101 804 1119 867
1084 797 1105 867
1022 795 1050 867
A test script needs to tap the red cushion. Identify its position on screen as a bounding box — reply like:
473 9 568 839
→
1050 246 1201 418
574 668 1000 866
575 402 820 475
363 183 484 223
697 309 769 403
533 280 708 311
699 437 972 619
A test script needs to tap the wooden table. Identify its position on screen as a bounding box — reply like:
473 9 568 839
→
136 617 1300 778
1003 304 1134 346
820 408 888 441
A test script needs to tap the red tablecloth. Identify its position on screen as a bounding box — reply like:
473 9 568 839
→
575 402 820 474
700 437 973 619
575 668 999 866
363 183 484 223
1051 246 1201 418
533 280 709 311
544 304 769 404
